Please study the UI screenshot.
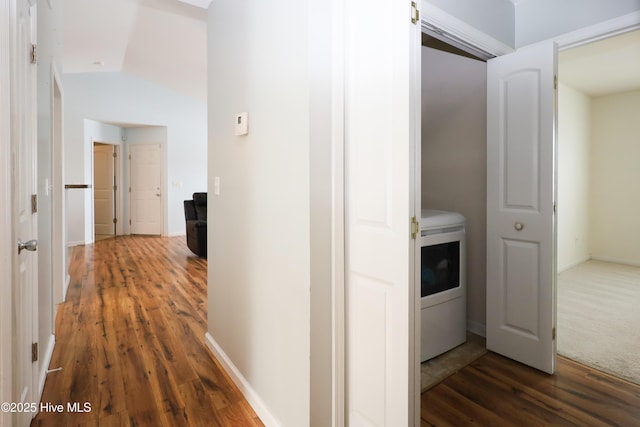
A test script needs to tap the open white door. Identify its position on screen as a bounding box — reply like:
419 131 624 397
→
344 0 421 424
486 41 557 374
11 0 39 424
93 143 115 236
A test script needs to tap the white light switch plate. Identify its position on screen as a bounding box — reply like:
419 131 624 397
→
235 112 248 136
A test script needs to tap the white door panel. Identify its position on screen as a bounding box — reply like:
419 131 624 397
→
486 41 557 374
344 0 420 424
11 0 39 424
129 144 162 235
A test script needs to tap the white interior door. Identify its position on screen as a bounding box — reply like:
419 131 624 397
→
93 143 115 236
11 0 39 423
486 41 557 374
129 144 162 235
344 0 420 424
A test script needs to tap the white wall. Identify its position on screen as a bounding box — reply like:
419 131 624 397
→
63 71 206 243
515 0 640 47
421 46 487 333
207 0 337 425
590 90 640 265
36 0 62 393
557 83 592 271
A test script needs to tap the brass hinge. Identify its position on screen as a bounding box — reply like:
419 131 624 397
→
31 194 38 214
113 184 118 191
411 216 419 240
129 219 132 225
32 342 38 362
411 1 419 24
554 75 558 90
552 327 556 340
30 44 37 64
113 218 117 224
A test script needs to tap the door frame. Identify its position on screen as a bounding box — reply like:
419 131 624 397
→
414 0 640 381
127 143 164 236
91 140 122 239
0 0 13 421
51 62 66 305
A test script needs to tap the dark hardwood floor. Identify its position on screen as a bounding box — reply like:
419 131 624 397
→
421 351 640 426
33 235 640 426
32 235 263 427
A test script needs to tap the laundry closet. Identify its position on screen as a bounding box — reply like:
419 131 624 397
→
419 32 488 361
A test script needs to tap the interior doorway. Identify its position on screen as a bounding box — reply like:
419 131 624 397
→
418 31 489 393
557 29 640 386
93 142 121 241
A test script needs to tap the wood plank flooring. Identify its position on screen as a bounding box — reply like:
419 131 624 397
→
32 235 263 427
421 352 640 426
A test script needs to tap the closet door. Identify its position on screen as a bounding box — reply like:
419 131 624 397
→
486 41 557 374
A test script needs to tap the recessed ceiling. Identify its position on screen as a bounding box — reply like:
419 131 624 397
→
559 29 640 97
63 0 207 102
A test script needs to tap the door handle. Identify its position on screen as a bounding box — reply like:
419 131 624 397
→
17 239 38 254
156 193 161 197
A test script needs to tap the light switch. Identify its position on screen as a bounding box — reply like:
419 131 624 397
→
235 112 248 136
214 176 220 195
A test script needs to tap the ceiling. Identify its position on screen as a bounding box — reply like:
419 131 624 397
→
559 29 640 97
63 0 209 102
63 1 639 102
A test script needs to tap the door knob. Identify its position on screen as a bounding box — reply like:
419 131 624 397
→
514 222 524 231
17 239 38 254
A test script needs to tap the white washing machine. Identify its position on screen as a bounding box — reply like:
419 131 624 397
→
419 209 466 362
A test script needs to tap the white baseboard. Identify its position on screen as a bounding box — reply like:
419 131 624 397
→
590 255 640 268
167 232 186 237
67 240 85 247
558 256 591 273
37 334 56 398
467 320 486 338
204 332 280 427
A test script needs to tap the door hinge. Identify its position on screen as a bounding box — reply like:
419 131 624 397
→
411 216 419 240
31 194 37 214
30 44 37 64
113 184 118 191
554 75 558 90
129 219 131 225
129 186 131 193
129 154 131 160
411 1 420 24
552 327 556 340
113 152 117 158
32 342 38 362
113 218 117 224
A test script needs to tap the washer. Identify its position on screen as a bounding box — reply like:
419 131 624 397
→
419 209 466 362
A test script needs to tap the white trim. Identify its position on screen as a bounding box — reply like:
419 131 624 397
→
36 333 55 397
167 232 185 237
0 0 13 422
67 240 85 247
558 256 591 273
51 62 65 305
590 255 640 269
554 11 640 50
330 0 345 423
204 333 278 427
420 2 514 57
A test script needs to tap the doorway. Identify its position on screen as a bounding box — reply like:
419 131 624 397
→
93 142 121 241
129 143 163 236
557 29 640 385
419 31 488 392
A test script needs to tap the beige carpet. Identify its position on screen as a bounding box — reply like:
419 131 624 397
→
421 332 486 392
558 260 640 386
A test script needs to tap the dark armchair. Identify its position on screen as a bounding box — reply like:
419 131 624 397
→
184 192 207 258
